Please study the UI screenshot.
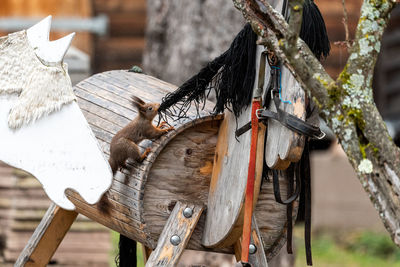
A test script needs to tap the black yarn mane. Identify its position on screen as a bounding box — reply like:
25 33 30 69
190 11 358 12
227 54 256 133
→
158 23 257 121
158 1 330 121
301 0 330 60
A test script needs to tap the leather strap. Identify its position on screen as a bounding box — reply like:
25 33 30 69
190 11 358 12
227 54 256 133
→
272 167 301 205
240 98 261 263
302 141 313 265
236 96 324 139
286 165 295 254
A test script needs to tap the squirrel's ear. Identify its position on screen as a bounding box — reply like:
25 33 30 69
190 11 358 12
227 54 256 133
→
131 96 145 106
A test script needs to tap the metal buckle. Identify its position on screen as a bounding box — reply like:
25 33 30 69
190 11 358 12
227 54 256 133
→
271 89 278 99
256 109 264 119
315 131 326 140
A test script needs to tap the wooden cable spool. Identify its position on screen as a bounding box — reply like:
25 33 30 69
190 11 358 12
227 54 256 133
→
65 70 297 260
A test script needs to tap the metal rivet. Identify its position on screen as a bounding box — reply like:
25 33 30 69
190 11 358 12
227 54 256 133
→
170 235 181 246
249 244 257 254
183 207 193 218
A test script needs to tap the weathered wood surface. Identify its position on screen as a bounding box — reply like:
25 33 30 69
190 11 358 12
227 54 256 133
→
145 202 203 267
14 203 78 267
264 70 306 168
66 70 294 258
248 217 268 266
202 107 266 248
67 70 221 250
202 43 267 249
263 0 306 168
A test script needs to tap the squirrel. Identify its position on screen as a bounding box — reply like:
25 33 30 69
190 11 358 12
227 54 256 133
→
108 96 174 174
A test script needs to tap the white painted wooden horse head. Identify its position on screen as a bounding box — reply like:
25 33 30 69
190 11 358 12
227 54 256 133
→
0 16 112 210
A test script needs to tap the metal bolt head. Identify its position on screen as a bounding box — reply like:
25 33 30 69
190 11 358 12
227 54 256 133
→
183 207 193 218
249 244 257 254
170 235 181 246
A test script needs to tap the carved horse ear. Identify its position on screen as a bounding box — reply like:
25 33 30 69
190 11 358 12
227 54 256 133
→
27 16 75 64
26 15 51 47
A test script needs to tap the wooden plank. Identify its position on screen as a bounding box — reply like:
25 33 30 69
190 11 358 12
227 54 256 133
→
15 203 78 267
258 0 306 168
74 86 136 120
94 0 146 14
107 13 147 36
233 217 268 266
11 220 106 232
145 202 204 267
143 120 220 250
248 217 268 267
96 37 145 60
142 245 152 264
78 79 138 112
202 111 266 248
95 72 173 103
263 64 306 168
202 110 251 248
77 97 131 127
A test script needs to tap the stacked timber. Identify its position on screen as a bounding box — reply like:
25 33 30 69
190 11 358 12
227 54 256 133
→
0 162 111 266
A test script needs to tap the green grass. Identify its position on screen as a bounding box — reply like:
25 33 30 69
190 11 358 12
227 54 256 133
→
109 228 400 266
295 226 400 267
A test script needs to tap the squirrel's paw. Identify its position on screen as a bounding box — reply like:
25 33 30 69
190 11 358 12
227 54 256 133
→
158 121 168 128
165 126 175 132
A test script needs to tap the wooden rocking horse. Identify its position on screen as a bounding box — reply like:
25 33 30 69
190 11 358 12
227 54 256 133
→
8 0 329 265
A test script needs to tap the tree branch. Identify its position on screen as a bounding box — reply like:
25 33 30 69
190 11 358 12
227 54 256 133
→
233 0 400 246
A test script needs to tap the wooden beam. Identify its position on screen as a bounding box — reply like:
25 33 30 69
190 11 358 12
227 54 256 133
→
248 217 268 267
141 244 152 264
15 203 78 267
145 202 203 267
234 216 268 267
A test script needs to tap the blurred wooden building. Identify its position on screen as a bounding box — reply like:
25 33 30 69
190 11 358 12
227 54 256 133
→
0 0 146 266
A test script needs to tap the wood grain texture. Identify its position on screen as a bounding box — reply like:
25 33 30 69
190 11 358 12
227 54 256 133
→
145 202 203 267
15 203 78 267
248 217 268 267
65 70 294 258
261 0 306 168
202 110 267 249
264 69 306 168
202 110 251 248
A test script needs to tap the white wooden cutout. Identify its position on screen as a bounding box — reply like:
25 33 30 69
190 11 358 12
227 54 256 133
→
0 17 113 210
26 15 75 64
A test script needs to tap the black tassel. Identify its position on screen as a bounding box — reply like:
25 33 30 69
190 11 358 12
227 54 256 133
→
115 235 137 267
300 0 330 60
158 23 257 121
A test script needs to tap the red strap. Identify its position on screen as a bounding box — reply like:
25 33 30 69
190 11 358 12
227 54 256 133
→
241 98 261 262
